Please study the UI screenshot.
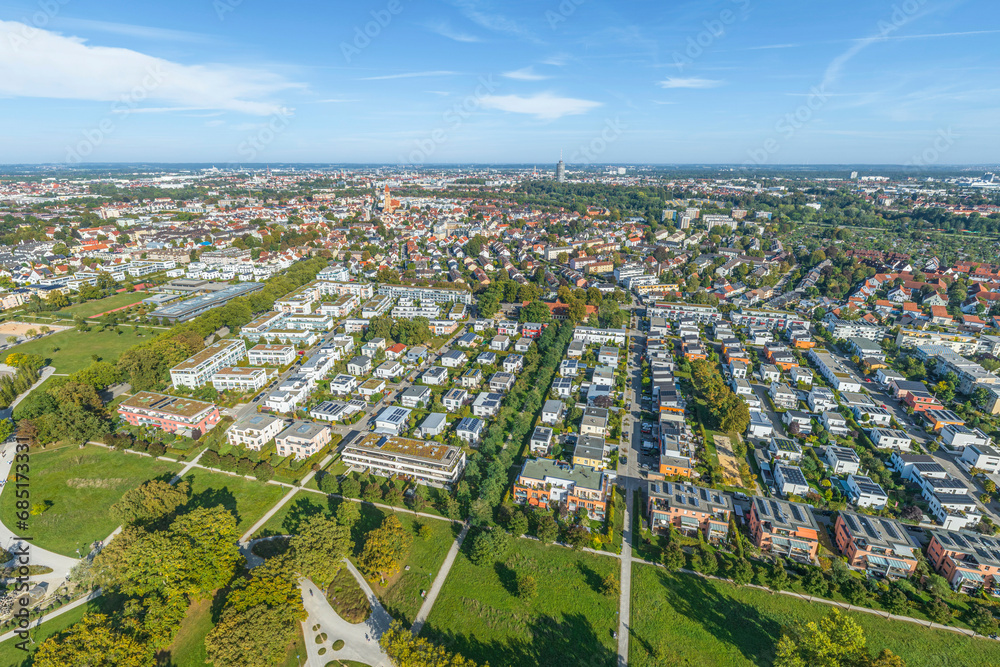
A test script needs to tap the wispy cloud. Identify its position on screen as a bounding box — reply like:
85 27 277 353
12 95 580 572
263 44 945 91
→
451 0 540 43
542 53 570 66
54 17 216 43
657 77 724 89
502 66 549 81
748 29 1000 52
0 20 298 115
423 20 481 43
480 92 600 119
357 70 458 81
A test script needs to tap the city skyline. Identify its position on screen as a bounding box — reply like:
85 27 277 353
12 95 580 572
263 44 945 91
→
0 0 998 165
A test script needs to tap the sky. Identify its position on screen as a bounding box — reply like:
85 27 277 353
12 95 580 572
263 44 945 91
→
0 0 998 165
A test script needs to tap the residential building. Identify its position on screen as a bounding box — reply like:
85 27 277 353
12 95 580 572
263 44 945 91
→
647 481 732 543
834 512 919 578
572 435 607 469
343 432 466 485
169 339 247 388
247 343 295 366
869 428 912 451
541 399 565 425
442 388 468 412
416 413 448 438
513 459 612 520
961 443 1000 474
824 446 861 475
227 413 284 450
749 497 820 562
927 530 1000 593
768 437 803 462
472 391 503 418
530 426 553 455
455 417 484 444
400 385 432 409
581 407 609 437
118 391 220 436
747 411 774 438
774 463 810 497
846 475 889 509
211 366 268 393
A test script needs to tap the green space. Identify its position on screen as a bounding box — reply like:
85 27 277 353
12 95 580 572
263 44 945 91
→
5 327 153 373
179 468 288 535
255 491 331 537
56 291 149 320
327 567 370 624
0 601 95 667
629 565 1000 667
156 595 216 667
0 445 180 556
423 538 620 667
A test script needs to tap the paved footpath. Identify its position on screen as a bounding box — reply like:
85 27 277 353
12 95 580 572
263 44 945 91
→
0 588 102 644
618 486 633 667
410 521 469 635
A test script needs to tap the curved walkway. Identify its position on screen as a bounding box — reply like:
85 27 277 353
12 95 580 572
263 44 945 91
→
300 558 393 667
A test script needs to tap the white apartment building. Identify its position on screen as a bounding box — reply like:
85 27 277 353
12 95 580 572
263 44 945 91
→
247 344 296 366
170 339 247 389
647 302 722 323
730 308 810 330
377 284 473 304
227 414 285 450
211 367 268 393
342 433 467 485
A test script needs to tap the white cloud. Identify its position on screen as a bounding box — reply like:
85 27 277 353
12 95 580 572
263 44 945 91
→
451 0 540 43
423 20 481 43
0 21 298 115
502 66 549 81
480 92 600 119
542 53 570 66
657 77 724 89
358 70 458 81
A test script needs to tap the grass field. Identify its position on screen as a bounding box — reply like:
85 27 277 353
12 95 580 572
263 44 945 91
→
56 292 149 320
422 538 620 667
157 595 216 667
0 600 97 667
327 567 371 624
0 445 180 556
4 326 153 372
179 469 288 536
629 565 1000 667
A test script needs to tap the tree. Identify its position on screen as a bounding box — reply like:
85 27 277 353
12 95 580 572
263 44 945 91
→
535 513 558 544
508 510 529 537
380 621 481 666
601 573 620 597
340 476 361 498
565 523 589 548
290 515 352 589
359 515 413 581
774 609 902 667
336 500 361 528
517 572 538 600
520 300 552 323
661 542 685 571
924 596 952 624
803 567 829 597
967 603 999 636
109 480 191 527
729 558 753 585
469 531 496 566
881 586 908 615
33 614 151 667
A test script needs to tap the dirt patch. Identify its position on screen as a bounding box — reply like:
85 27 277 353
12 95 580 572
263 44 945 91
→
713 435 744 487
66 478 127 489
0 321 70 336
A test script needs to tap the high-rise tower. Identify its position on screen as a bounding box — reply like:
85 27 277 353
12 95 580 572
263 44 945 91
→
556 151 566 183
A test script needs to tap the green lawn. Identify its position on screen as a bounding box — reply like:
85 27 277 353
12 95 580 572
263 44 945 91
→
629 565 1000 667
156 595 216 667
5 327 153 372
422 538 620 667
56 291 149 319
327 566 371 624
179 469 288 536
0 600 95 667
0 445 180 556
255 490 332 537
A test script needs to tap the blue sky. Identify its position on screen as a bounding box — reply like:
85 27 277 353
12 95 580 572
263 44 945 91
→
0 0 997 165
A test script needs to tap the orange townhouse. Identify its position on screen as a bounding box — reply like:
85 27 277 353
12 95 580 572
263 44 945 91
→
927 529 1000 594
513 458 611 520
748 497 820 563
834 511 919 578
647 481 732 543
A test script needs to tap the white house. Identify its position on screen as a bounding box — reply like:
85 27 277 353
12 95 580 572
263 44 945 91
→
824 446 861 475
774 463 810 497
747 411 774 438
869 428 911 451
846 475 889 509
961 443 1000 474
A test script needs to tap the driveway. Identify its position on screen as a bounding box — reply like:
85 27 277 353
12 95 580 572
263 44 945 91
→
300 559 393 667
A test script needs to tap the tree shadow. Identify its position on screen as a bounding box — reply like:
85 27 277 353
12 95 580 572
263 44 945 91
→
494 561 518 597
424 612 617 667
639 569 784 665
575 561 604 594
279 496 329 535
186 485 240 527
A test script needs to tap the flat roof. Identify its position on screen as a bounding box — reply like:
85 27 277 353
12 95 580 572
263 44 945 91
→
119 391 215 418
354 432 460 462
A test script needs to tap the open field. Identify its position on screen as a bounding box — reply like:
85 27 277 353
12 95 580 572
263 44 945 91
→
3 326 153 372
0 445 180 556
714 435 744 487
156 595 216 667
179 468 288 535
423 537 620 667
629 565 1000 667
57 291 149 319
0 602 95 667
0 322 70 338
